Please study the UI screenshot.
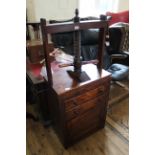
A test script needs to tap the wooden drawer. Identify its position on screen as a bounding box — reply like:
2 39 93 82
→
65 95 105 121
61 77 110 100
65 84 107 111
67 104 105 141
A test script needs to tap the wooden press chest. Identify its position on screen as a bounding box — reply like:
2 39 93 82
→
49 64 111 147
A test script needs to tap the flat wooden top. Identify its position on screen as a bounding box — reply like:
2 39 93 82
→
52 64 111 95
26 59 111 91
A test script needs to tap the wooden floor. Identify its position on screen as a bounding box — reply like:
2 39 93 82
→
27 82 129 155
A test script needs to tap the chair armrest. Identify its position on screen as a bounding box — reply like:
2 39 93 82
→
122 51 129 55
111 53 128 60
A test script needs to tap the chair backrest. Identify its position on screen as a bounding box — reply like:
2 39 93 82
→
106 10 129 26
109 22 129 53
120 23 129 52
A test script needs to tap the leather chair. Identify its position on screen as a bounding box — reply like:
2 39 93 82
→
107 22 129 85
51 29 111 70
106 10 129 67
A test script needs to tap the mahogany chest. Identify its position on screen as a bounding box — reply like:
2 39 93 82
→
49 64 111 147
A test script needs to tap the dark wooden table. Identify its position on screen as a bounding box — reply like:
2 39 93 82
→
26 58 51 123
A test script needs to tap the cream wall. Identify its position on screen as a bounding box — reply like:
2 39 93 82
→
117 0 129 12
26 0 129 22
26 0 36 21
27 0 79 21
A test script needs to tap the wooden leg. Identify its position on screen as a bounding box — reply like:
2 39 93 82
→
26 112 39 122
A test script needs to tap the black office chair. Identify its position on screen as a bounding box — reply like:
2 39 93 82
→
107 22 129 64
107 22 129 90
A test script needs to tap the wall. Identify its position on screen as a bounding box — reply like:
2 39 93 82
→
78 0 129 17
26 0 129 21
26 0 36 21
117 0 129 12
26 0 79 21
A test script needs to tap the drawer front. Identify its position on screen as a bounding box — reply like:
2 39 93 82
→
65 84 107 111
61 77 111 100
65 95 105 121
66 104 106 141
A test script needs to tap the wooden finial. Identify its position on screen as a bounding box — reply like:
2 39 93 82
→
75 8 78 16
100 15 107 21
74 8 80 23
40 18 46 25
